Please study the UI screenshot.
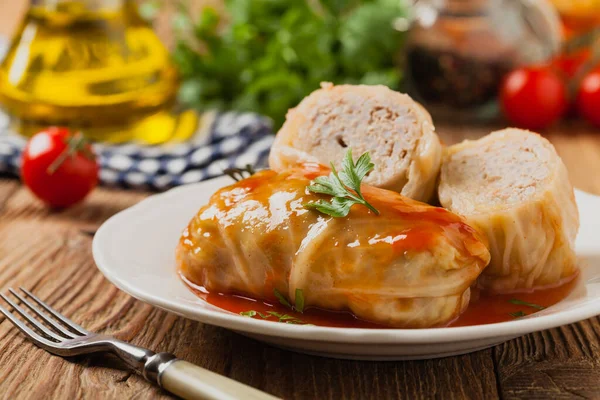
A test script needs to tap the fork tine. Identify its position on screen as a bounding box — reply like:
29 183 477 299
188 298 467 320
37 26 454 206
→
8 289 77 339
0 303 59 350
19 288 88 335
0 294 64 342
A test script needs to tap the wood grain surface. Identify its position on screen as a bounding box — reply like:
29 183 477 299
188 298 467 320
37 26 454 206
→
0 122 600 399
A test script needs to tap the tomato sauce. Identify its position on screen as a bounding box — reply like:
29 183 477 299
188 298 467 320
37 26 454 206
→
452 275 579 327
182 273 579 329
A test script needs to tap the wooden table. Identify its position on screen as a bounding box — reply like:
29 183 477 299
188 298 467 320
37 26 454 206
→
1 122 600 399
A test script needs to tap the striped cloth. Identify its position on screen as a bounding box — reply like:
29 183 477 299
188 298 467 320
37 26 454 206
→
0 109 274 191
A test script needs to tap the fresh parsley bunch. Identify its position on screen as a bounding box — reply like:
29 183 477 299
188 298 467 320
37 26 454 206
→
146 0 408 126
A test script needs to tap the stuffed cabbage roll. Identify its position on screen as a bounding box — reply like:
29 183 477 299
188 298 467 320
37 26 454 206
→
269 83 442 202
438 129 579 292
177 165 490 328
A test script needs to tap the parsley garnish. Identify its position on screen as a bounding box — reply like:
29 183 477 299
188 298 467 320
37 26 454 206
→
239 310 257 317
239 288 310 324
508 299 546 310
267 312 311 325
509 311 527 318
274 288 293 309
239 310 310 325
274 288 306 313
304 150 379 217
295 288 305 313
240 289 311 325
267 311 297 322
240 310 270 319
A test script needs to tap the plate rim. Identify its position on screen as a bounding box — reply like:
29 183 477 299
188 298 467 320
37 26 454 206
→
93 177 600 345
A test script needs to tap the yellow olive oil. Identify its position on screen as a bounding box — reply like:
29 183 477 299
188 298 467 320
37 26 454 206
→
0 0 196 143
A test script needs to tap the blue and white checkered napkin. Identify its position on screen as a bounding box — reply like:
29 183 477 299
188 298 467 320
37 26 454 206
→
0 109 274 190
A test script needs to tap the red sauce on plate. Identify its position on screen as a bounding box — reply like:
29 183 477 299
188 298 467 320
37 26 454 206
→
451 276 579 327
182 274 579 329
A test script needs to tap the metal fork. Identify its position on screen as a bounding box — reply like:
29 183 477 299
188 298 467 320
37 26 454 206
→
0 288 279 400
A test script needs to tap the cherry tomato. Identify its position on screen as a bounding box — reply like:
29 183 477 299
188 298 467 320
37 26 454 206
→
576 68 600 128
500 66 568 130
21 127 99 208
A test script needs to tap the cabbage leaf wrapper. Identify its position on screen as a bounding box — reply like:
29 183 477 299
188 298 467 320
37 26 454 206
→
177 165 490 328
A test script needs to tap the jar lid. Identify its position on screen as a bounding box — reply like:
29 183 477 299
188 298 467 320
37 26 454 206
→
409 0 562 62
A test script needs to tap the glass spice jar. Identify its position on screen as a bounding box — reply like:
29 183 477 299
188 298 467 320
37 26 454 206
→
404 0 562 120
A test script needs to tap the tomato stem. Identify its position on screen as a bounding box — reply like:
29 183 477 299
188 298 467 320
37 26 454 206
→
46 132 94 175
563 27 600 55
47 148 70 175
560 28 600 100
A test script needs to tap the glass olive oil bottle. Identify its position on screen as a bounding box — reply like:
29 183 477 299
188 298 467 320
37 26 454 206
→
0 0 196 143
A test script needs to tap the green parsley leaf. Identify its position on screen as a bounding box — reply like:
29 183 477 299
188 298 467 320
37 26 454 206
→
304 198 354 218
240 310 257 317
508 299 546 310
509 311 527 318
267 311 296 321
295 288 305 313
304 149 379 217
307 176 341 196
278 315 298 322
273 288 292 309
241 290 311 324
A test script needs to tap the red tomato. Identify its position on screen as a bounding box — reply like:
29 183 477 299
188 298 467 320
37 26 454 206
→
21 127 99 208
500 66 568 130
576 68 600 128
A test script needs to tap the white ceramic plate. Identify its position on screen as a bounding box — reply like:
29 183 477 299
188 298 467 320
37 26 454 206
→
93 176 600 360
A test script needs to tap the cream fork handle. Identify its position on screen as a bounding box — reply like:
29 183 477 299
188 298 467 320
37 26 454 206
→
160 360 281 400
